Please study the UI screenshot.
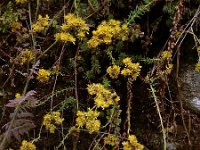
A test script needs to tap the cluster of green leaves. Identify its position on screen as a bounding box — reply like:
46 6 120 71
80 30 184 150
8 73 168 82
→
0 2 19 33
125 0 157 25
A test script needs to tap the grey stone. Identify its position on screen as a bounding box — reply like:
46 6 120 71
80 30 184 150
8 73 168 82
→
179 65 200 114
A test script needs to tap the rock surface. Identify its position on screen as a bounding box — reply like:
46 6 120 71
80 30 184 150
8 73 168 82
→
179 65 200 115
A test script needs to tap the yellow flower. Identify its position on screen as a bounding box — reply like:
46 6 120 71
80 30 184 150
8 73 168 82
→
43 111 64 133
107 65 121 79
55 32 76 44
122 141 132 150
20 49 34 64
121 24 128 31
37 69 51 82
121 58 142 80
122 135 144 150
94 94 110 109
86 119 101 134
121 68 132 76
195 62 200 73
128 135 137 144
86 108 100 119
129 63 142 80
78 31 86 39
76 111 87 127
76 109 101 133
104 134 120 146
109 19 120 26
63 13 89 33
87 83 105 95
109 92 120 103
87 38 100 49
53 111 64 124
87 83 120 109
16 0 29 4
161 50 172 61
19 140 36 150
32 15 49 33
56 13 89 42
15 93 21 98
123 57 132 66
88 19 129 48
120 24 129 41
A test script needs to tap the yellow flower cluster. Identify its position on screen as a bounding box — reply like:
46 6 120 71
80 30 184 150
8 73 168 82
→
88 19 129 48
195 62 200 73
104 134 120 146
63 13 89 38
16 0 29 4
19 140 36 150
43 111 64 133
161 50 172 61
55 13 89 43
32 15 49 33
122 135 144 150
107 65 121 79
76 109 100 134
160 50 174 74
87 83 120 109
15 93 21 98
20 49 34 64
121 57 142 80
55 32 76 44
37 69 51 82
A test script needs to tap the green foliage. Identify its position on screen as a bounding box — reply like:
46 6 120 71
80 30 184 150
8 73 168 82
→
102 77 111 87
85 55 101 80
162 1 177 27
55 96 76 112
105 106 122 133
73 1 89 17
162 2 176 15
125 0 156 25
36 87 75 107
88 0 100 10
0 2 19 33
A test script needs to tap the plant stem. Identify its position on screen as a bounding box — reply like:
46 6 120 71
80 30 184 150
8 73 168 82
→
126 77 133 135
149 83 166 150
50 44 66 112
74 47 79 110
37 41 57 60
35 0 40 19
28 2 36 50
56 132 70 149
